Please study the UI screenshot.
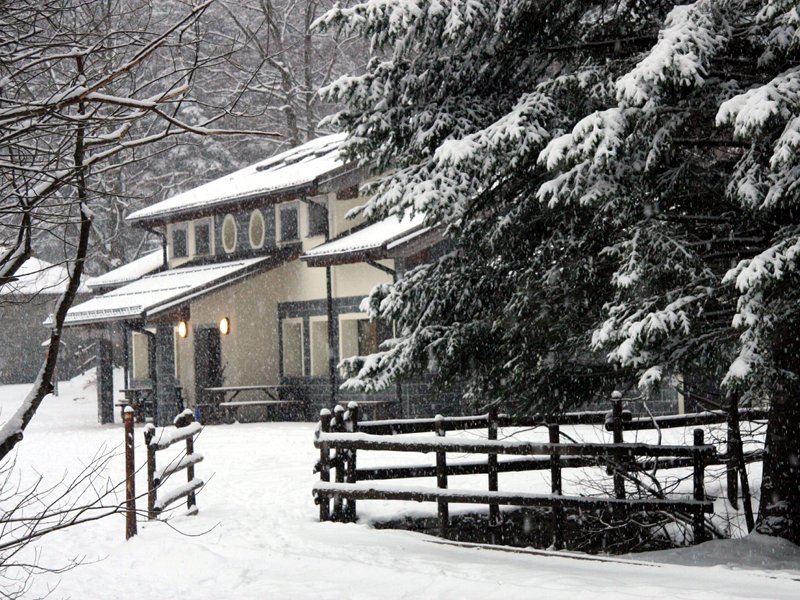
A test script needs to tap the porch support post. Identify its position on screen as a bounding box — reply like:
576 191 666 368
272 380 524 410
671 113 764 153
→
326 265 337 408
154 324 176 426
96 327 114 424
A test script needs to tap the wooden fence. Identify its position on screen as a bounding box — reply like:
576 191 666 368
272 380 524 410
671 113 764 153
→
143 409 204 519
313 397 768 548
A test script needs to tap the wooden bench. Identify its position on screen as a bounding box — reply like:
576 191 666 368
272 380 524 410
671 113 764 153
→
218 399 305 423
204 385 305 423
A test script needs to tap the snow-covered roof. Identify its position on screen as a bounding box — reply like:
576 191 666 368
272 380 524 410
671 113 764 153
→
302 213 437 267
0 256 88 296
85 250 164 290
64 257 268 326
127 133 348 224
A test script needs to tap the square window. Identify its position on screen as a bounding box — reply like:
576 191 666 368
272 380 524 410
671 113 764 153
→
282 320 304 377
279 205 299 242
308 202 327 237
310 319 329 377
194 221 211 255
172 227 187 258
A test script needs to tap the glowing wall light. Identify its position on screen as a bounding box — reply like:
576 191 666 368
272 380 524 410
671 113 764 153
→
219 317 231 336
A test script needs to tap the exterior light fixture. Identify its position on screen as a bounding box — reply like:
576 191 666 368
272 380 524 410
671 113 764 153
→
177 320 188 338
219 316 230 336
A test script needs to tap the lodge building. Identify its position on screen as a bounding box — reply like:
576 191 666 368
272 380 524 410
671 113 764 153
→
64 134 458 426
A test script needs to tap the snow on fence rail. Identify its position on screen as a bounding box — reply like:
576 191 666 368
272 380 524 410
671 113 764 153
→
143 410 204 518
312 396 768 549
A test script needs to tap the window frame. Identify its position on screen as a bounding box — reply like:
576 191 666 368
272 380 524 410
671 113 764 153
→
309 317 329 377
276 201 300 244
248 209 266 249
170 223 188 259
193 218 213 256
221 213 238 254
281 317 305 377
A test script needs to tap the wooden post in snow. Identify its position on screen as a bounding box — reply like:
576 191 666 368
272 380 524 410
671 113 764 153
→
333 405 345 520
144 423 157 520
487 408 499 526
318 409 332 522
549 423 563 550
693 428 707 544
124 406 137 539
345 402 359 522
435 414 449 538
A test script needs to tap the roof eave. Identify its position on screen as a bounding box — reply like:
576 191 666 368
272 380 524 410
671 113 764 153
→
126 163 363 229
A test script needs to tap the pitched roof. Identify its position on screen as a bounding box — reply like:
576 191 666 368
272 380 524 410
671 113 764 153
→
0 256 88 296
127 133 348 224
85 250 164 290
63 257 269 326
302 213 440 267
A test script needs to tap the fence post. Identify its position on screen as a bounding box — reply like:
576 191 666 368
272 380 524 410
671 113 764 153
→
549 423 563 550
346 402 359 522
435 414 449 538
333 405 345 520
610 391 627 526
487 408 499 527
143 423 157 520
184 412 198 513
693 428 706 544
318 409 332 522
124 407 137 539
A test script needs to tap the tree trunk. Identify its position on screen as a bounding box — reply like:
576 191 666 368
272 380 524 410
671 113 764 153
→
756 393 800 543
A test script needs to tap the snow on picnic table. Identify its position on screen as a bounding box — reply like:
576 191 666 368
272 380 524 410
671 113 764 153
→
0 371 797 600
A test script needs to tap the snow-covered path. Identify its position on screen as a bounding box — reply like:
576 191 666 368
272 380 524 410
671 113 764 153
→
1 374 798 599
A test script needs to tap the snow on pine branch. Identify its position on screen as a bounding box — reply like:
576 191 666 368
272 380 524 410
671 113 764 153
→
432 91 554 178
616 0 730 107
537 108 630 208
538 108 629 173
716 67 800 139
754 0 800 65
314 0 493 52
724 234 800 295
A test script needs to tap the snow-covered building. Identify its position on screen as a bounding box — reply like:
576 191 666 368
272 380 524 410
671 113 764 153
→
65 134 451 425
0 256 90 384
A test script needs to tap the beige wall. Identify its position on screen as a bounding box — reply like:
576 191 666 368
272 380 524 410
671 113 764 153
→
174 266 284 405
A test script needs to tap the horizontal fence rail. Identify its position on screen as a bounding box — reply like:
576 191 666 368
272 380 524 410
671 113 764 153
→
314 432 716 459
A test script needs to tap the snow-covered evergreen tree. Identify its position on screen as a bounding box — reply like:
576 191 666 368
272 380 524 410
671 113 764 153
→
320 0 800 543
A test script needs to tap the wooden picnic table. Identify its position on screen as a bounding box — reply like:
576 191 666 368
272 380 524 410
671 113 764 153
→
203 385 305 423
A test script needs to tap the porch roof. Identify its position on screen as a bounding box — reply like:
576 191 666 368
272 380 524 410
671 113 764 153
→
64 257 269 326
85 250 164 290
301 213 439 267
127 133 350 225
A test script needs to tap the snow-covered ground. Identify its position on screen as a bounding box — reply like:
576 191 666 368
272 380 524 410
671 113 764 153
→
0 371 798 599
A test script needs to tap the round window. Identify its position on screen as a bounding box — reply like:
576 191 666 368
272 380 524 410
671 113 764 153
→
222 214 237 254
249 210 265 249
